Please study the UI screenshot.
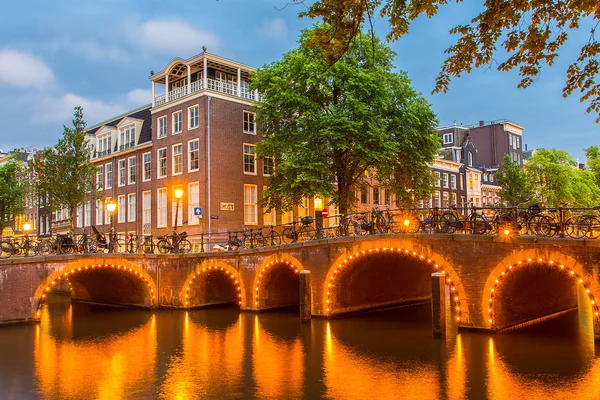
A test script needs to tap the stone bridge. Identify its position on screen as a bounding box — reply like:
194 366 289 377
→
1 234 600 339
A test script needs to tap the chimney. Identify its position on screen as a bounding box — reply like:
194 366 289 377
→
525 144 528 151
479 120 485 127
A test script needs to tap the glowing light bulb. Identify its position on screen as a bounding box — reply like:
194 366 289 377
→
503 229 510 236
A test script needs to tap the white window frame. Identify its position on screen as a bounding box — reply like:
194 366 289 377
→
263 157 274 176
188 139 199 172
84 201 91 227
172 143 183 176
188 105 199 130
118 159 126 187
244 184 258 225
142 191 151 226
243 111 256 134
142 152 152 182
442 173 449 188
468 152 473 167
128 193 136 222
243 143 257 175
128 156 137 185
443 133 453 144
157 188 167 228
104 197 112 225
450 174 457 189
435 172 441 187
172 111 182 134
96 199 104 226
157 148 167 179
96 165 104 191
188 182 200 225
117 195 126 223
158 116 167 139
105 163 112 189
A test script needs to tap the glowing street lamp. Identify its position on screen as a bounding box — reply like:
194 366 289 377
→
106 201 116 253
174 188 184 232
23 222 31 233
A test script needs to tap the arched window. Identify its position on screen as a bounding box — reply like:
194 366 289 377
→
468 152 473 167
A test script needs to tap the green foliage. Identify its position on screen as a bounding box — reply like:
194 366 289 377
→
0 155 28 231
525 149 600 207
496 154 534 206
251 25 440 214
31 107 97 231
296 0 600 121
585 145 600 188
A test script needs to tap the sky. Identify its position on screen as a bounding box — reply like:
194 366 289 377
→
0 0 597 161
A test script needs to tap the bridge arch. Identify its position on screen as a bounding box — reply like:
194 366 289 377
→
482 250 600 331
252 254 304 310
33 259 157 318
182 260 244 309
323 240 467 323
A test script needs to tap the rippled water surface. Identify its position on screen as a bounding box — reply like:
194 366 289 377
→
0 295 599 399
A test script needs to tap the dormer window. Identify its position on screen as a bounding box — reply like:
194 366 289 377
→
120 125 136 151
468 151 473 167
96 134 112 158
443 133 453 144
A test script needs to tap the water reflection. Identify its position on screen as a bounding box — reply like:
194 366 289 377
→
0 295 599 399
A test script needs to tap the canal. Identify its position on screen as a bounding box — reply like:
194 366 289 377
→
0 295 598 399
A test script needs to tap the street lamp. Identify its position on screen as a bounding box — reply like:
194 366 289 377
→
174 188 184 232
23 222 31 233
106 201 116 253
22 222 31 257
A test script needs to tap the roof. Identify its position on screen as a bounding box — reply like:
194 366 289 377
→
87 104 153 146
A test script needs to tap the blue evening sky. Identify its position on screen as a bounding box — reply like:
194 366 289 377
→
0 0 597 161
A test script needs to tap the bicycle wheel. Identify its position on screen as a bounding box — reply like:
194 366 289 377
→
565 217 588 239
440 215 458 234
282 227 296 244
354 218 369 235
299 226 315 241
266 232 281 246
142 239 155 254
38 239 53 255
375 216 388 233
229 239 240 251
585 216 600 239
400 214 420 233
253 233 265 248
179 239 192 253
114 239 127 253
157 239 170 254
536 215 557 237
0 241 13 259
470 214 489 235
25 241 39 257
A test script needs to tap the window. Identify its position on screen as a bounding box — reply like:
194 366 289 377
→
128 156 137 185
263 157 274 176
385 191 391 206
263 186 276 225
508 134 513 146
516 136 520 149
118 159 126 187
450 174 457 189
243 111 256 134
120 125 136 150
298 197 309 218
281 209 293 224
104 198 112 225
468 174 474 190
373 187 380 205
158 116 167 139
142 191 151 226
157 188 167 227
143 152 151 182
243 144 256 174
173 144 183 175
188 140 199 172
460 174 464 190
96 199 104 225
188 182 199 225
442 173 449 188
468 152 473 167
435 172 441 187
173 111 182 134
244 184 258 225
97 135 112 157
360 186 369 204
76 205 83 228
105 163 112 189
442 192 449 207
84 202 91 227
189 106 199 129
158 148 167 178
118 195 126 223
433 192 440 208
128 193 136 222
97 166 104 190
443 133 453 144
172 185 183 227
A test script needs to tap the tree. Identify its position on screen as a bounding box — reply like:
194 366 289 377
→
0 155 28 232
295 0 600 121
31 107 97 231
585 145 600 187
496 154 534 206
525 148 600 206
251 26 440 214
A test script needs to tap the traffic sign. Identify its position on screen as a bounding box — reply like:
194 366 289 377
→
321 208 329 218
194 207 203 217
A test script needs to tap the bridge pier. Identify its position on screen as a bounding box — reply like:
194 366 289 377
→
431 273 448 337
299 270 311 323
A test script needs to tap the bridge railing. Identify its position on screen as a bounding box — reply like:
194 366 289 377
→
2 204 599 258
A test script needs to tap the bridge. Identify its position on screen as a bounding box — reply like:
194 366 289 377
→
1 233 599 340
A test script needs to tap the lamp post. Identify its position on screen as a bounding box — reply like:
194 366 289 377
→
314 197 324 238
174 188 184 232
106 201 116 253
23 222 31 257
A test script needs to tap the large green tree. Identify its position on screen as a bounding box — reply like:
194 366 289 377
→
585 145 600 187
31 107 97 231
295 0 600 121
525 149 600 207
0 155 28 232
252 26 440 214
496 154 534 206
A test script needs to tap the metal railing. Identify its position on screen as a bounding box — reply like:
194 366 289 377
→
3 205 600 259
153 79 259 106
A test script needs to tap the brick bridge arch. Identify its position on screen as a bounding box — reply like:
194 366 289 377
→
181 260 245 309
252 253 304 310
482 249 600 333
323 239 468 323
33 258 157 319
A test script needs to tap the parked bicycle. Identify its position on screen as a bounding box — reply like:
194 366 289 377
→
157 231 192 254
281 216 316 244
0 235 39 258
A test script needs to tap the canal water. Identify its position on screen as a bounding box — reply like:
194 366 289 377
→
0 295 599 400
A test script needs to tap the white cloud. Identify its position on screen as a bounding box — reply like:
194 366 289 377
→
0 50 54 88
46 38 129 62
37 93 129 124
127 88 152 105
135 19 220 55
256 18 287 38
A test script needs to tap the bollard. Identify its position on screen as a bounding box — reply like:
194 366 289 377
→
431 272 447 337
299 270 312 323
